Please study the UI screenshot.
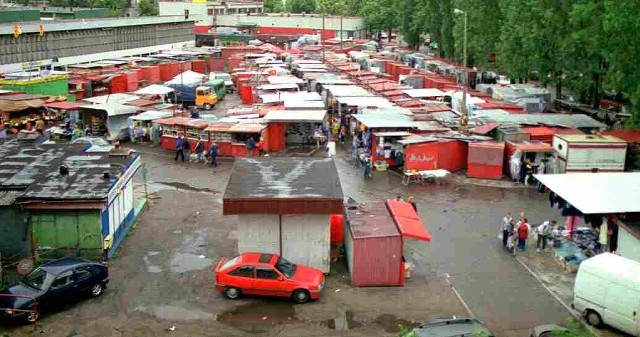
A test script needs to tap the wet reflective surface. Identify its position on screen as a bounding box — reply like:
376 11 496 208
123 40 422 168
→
216 301 296 333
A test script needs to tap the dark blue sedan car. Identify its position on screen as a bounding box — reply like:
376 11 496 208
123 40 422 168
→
0 257 109 323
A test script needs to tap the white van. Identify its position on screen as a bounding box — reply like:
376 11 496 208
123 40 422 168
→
573 253 640 336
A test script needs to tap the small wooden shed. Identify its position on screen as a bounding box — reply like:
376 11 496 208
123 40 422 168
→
344 199 431 287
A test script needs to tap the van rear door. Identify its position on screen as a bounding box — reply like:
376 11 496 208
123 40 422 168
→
603 284 640 336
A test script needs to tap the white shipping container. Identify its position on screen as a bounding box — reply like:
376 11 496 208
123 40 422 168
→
237 215 280 255
552 134 627 173
281 214 330 273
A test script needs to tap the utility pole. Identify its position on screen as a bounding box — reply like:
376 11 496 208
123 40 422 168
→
454 8 468 117
322 14 325 62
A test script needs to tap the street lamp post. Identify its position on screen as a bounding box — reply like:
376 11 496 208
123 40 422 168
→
454 8 468 117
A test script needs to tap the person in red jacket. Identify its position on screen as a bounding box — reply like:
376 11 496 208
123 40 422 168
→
517 218 529 251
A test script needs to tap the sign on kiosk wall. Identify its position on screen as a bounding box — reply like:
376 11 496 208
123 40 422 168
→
404 142 439 171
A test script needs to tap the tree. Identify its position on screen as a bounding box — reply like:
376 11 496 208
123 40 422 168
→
263 0 285 13
138 0 158 16
100 0 127 16
316 0 347 15
452 0 502 68
285 0 316 13
358 0 398 40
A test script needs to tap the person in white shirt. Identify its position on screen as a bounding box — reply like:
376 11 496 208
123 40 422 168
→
536 220 556 252
326 138 336 157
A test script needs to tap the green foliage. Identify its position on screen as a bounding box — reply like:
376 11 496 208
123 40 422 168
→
358 0 398 33
263 0 285 12
316 0 347 15
398 324 418 337
551 317 596 337
285 0 316 13
99 0 127 16
138 0 158 16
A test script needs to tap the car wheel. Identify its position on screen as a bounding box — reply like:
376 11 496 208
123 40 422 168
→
292 289 310 304
203 103 212 110
223 287 241 300
586 310 603 327
25 310 38 323
90 283 104 297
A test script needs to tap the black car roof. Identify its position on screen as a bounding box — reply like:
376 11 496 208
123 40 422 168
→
39 257 93 275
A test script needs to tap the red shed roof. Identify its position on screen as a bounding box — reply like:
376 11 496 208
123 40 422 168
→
386 199 431 241
43 101 84 110
602 130 640 143
154 117 209 128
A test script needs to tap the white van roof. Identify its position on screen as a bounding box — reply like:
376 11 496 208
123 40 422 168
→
580 253 640 287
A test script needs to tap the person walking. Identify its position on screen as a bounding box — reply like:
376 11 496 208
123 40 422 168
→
326 138 336 157
209 142 219 168
174 136 186 162
536 220 556 252
407 196 417 212
501 212 514 248
194 138 205 163
517 218 529 251
246 136 256 156
102 234 113 262
363 158 372 179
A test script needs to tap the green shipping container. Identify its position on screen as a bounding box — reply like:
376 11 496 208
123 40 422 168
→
0 76 69 98
0 9 40 24
31 210 102 260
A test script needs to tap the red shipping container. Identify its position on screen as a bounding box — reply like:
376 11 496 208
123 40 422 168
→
345 204 403 287
240 85 254 104
125 71 138 92
159 63 173 81
109 74 127 93
330 214 344 245
467 141 505 180
403 141 440 171
168 62 180 79
191 59 206 74
138 67 151 81
148 66 161 84
266 123 286 152
438 140 468 172
180 61 192 72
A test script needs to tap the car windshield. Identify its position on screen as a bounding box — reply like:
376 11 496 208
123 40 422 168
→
221 256 240 270
91 138 110 146
21 268 55 290
275 257 297 278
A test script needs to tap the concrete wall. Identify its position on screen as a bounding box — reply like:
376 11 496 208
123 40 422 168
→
216 14 365 31
0 21 194 68
0 207 31 261
618 227 640 263
159 2 208 23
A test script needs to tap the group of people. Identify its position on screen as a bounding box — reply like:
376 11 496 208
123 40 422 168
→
174 136 219 168
501 212 557 254
395 195 418 212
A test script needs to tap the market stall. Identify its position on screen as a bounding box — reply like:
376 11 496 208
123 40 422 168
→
371 131 412 168
79 103 139 140
43 101 84 127
128 110 173 142
0 94 49 132
156 117 209 151
263 110 327 147
467 141 506 180
134 84 175 103
206 122 266 157
344 199 431 287
505 140 555 180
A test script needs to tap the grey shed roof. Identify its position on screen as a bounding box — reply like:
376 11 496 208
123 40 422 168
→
0 139 136 202
224 157 343 199
478 113 605 129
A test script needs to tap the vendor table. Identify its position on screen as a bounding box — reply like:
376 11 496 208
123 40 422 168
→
403 171 424 185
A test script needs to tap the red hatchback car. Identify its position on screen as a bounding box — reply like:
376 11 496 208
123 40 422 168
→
214 253 325 303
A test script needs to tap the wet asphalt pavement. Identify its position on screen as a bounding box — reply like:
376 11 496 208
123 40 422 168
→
0 141 584 337
333 155 571 337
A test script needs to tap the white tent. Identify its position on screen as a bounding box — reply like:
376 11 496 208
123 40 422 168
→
165 70 205 85
134 84 175 96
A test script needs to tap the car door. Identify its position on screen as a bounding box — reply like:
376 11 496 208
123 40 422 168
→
72 266 95 294
226 266 255 294
43 270 76 308
603 284 639 336
254 268 289 297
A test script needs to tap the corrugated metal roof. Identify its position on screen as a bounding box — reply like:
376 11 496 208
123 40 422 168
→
402 88 446 98
396 136 438 145
0 190 21 206
263 110 327 123
352 113 416 129
336 96 394 107
0 16 193 35
478 113 605 129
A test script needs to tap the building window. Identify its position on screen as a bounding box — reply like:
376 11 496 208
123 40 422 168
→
227 8 236 14
207 8 214 15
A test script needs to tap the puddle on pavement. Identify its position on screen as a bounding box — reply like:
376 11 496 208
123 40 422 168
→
170 253 213 273
217 301 296 333
374 314 417 333
143 252 163 273
136 305 214 321
324 311 362 331
152 181 218 194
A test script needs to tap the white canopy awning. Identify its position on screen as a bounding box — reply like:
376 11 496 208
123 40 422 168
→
257 83 300 91
403 88 446 98
83 93 139 105
336 96 394 107
165 70 205 85
267 76 305 85
260 92 321 104
534 173 640 214
134 84 175 96
263 110 327 123
129 110 173 121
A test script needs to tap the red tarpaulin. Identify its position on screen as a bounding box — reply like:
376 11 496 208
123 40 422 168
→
385 199 431 241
